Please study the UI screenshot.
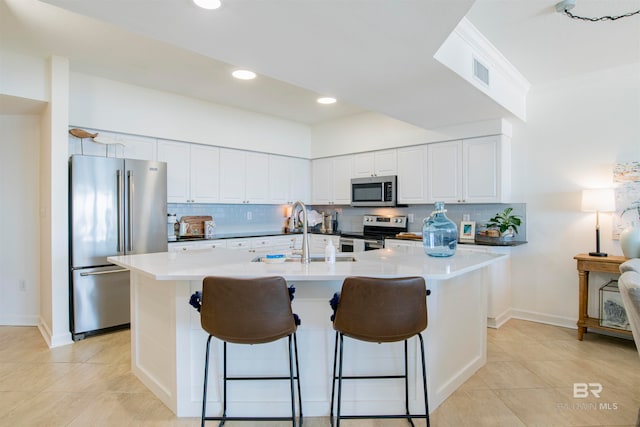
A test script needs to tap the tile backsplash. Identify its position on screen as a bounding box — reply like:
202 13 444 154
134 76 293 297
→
169 202 527 240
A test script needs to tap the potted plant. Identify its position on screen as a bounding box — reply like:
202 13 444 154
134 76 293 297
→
486 207 522 239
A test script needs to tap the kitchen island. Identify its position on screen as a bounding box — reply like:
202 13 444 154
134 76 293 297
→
109 246 506 418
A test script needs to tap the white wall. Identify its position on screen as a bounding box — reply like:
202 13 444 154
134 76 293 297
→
0 49 48 102
70 73 312 158
0 115 41 325
509 63 640 327
311 111 510 158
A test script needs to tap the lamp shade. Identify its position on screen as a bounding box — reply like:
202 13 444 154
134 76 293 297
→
581 189 615 212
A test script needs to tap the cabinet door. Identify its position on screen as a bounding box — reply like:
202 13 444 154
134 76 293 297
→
117 135 157 161
463 136 499 202
190 145 220 203
289 157 310 204
353 153 374 178
397 145 428 204
428 141 462 203
158 140 190 203
374 149 397 176
219 149 246 204
245 152 269 203
312 158 332 204
353 150 397 177
268 155 290 204
332 155 353 204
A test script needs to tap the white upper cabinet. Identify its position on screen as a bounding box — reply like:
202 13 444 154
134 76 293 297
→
427 135 510 203
397 145 428 204
288 157 311 204
463 135 510 203
220 148 269 204
427 140 463 203
245 152 269 204
114 135 157 161
158 141 219 203
158 140 190 203
353 149 397 178
189 144 220 203
269 155 311 205
268 155 290 204
312 155 353 205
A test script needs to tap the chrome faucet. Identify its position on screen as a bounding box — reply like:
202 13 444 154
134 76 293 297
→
291 200 310 264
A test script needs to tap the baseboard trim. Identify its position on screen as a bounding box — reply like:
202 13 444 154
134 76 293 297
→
487 308 512 329
0 314 39 326
510 309 576 329
38 318 73 348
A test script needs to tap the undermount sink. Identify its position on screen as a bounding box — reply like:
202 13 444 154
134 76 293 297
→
251 255 356 263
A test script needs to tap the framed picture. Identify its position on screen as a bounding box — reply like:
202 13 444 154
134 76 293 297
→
459 221 476 242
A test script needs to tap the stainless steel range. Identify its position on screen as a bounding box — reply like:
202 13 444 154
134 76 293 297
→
339 215 408 252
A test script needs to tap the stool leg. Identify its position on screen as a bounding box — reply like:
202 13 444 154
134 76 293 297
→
293 332 303 425
287 335 296 427
336 333 345 427
418 333 430 427
329 331 339 427
201 335 213 427
404 339 415 427
221 341 228 426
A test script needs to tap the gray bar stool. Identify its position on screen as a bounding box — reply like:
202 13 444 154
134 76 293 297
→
329 276 430 427
199 276 303 426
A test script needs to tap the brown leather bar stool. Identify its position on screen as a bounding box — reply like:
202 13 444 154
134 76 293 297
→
199 276 302 426
329 276 430 427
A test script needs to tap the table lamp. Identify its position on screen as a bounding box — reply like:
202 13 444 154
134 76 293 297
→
581 188 615 257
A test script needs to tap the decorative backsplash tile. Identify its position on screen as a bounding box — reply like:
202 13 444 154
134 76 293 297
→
169 202 527 240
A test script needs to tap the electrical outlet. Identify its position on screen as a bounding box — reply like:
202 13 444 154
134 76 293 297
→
247 211 252 220
408 213 414 223
19 280 26 292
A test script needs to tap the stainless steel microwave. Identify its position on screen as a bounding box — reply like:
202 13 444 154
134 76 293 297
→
350 175 397 207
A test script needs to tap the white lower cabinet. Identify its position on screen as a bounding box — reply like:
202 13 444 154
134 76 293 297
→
309 234 340 254
385 238 512 328
169 240 227 252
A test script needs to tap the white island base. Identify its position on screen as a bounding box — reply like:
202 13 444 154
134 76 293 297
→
111 247 501 418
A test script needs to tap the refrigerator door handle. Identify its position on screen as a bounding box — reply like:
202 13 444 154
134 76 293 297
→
127 170 133 252
117 169 123 253
80 268 130 277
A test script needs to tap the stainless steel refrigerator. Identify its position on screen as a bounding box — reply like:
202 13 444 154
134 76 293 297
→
69 155 167 340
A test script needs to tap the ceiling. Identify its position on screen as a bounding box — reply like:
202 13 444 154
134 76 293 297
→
2 0 639 129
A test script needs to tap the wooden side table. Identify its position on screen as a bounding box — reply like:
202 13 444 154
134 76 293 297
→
574 253 631 340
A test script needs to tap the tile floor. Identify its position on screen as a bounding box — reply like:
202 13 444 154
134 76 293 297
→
0 319 639 426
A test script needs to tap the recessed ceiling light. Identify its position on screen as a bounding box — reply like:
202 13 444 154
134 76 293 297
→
193 0 221 10
232 70 257 80
317 97 337 105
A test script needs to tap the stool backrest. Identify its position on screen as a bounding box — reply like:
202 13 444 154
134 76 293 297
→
333 276 427 342
619 271 640 357
201 276 296 344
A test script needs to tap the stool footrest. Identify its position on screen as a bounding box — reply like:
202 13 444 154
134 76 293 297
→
204 416 298 421
226 375 300 381
338 414 428 420
334 374 405 380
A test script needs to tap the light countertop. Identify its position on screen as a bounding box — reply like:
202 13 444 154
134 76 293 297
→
108 246 506 282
